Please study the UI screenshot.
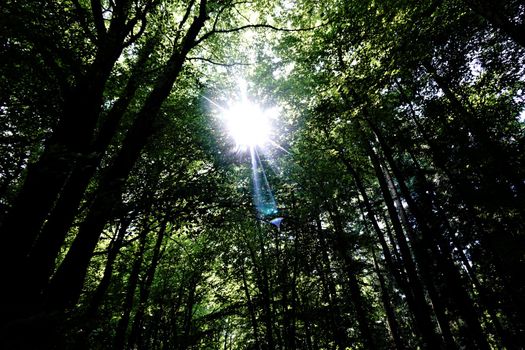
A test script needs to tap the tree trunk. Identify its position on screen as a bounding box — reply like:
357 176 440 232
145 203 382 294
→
128 219 168 348
315 217 350 349
42 6 209 312
371 247 404 350
241 261 261 349
180 274 198 350
370 120 491 349
113 224 149 350
86 216 131 318
23 38 158 302
0 4 145 328
337 144 444 349
0 5 132 272
258 227 275 350
328 207 376 349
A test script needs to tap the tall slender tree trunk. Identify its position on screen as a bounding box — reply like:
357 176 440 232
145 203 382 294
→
328 207 376 349
315 218 349 349
397 80 524 345
387 173 458 349
113 224 149 350
180 274 198 350
86 216 132 318
128 219 168 348
336 144 444 349
241 261 260 349
371 247 404 350
369 120 491 349
258 227 275 350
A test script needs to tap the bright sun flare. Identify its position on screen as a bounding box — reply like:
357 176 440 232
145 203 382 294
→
210 79 280 151
224 99 271 148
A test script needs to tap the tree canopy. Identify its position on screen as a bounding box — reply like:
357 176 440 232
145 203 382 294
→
0 0 524 349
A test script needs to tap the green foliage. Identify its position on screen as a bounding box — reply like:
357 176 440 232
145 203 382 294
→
1 0 524 349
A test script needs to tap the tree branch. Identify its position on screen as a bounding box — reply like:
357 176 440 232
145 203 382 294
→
195 22 324 46
187 56 250 67
91 0 107 39
71 0 98 43
172 0 196 46
123 0 159 46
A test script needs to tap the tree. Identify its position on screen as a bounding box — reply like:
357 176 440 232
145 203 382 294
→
1 0 523 348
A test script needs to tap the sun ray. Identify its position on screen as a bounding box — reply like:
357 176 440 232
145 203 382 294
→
206 80 284 219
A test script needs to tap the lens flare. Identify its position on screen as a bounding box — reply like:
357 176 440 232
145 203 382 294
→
224 100 271 148
205 79 287 220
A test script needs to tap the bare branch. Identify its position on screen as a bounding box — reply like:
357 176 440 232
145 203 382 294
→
172 0 196 45
187 56 250 67
90 0 107 39
195 22 325 46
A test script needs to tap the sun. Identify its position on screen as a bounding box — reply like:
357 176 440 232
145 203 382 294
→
223 99 272 149
208 79 280 152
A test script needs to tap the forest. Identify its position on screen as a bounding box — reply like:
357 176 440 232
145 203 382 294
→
1 0 524 349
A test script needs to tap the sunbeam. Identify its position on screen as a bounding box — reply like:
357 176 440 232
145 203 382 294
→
206 79 284 220
252 146 278 217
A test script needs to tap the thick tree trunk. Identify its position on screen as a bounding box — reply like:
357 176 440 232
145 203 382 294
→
0 5 144 328
23 38 158 302
0 8 132 270
42 6 209 312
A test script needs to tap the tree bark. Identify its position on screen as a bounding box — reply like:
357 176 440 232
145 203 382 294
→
86 216 131 318
369 119 491 349
22 38 158 302
0 0 134 272
241 260 261 349
43 2 209 312
371 247 404 350
336 143 444 349
327 206 376 350
0 2 148 327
